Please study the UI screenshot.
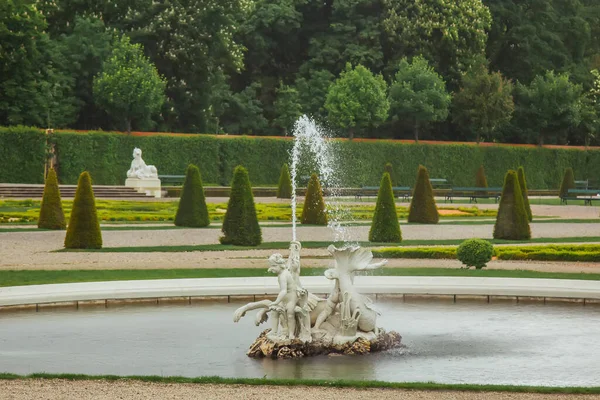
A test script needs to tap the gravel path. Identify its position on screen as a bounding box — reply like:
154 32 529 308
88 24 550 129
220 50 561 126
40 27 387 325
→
1 380 599 400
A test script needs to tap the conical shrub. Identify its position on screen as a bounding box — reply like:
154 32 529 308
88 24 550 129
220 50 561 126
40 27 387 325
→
369 172 402 243
174 164 209 227
384 162 394 185
559 167 575 199
220 165 262 246
493 170 531 240
476 165 488 188
64 171 102 249
517 166 532 222
408 165 439 224
277 163 293 199
38 168 66 230
301 173 327 225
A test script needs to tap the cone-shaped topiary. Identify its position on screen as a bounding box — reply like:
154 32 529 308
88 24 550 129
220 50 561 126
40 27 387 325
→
220 165 262 246
174 164 209 227
64 171 102 249
475 165 488 188
369 172 402 243
517 166 532 222
301 173 327 225
277 163 293 199
559 167 575 199
38 168 66 230
408 165 439 224
384 162 394 185
493 170 531 240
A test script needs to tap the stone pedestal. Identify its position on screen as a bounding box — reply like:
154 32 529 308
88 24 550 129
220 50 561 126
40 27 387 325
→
125 178 162 198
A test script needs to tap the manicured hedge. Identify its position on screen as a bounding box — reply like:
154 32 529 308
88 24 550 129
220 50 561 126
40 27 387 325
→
3 127 600 188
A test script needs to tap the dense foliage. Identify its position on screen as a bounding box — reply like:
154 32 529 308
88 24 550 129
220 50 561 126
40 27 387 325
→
276 164 293 199
174 164 209 227
64 171 102 249
475 165 488 188
517 166 533 222
456 239 494 269
220 166 262 246
408 165 439 224
493 170 531 240
38 168 66 229
301 173 327 225
369 172 402 243
559 167 576 199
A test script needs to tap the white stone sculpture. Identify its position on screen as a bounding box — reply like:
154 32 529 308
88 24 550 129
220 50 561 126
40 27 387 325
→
233 241 401 358
124 148 161 198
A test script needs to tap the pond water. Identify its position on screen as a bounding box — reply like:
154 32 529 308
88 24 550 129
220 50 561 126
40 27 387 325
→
0 300 599 386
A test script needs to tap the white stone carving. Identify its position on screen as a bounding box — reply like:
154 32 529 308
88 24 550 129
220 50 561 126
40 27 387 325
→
125 148 161 198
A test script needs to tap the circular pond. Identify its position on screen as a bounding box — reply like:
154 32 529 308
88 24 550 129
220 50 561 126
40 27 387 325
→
0 300 599 386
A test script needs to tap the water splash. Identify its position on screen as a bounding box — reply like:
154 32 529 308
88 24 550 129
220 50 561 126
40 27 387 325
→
290 115 353 243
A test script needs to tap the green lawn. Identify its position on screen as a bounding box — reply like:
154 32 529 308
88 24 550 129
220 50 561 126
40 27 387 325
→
2 267 600 288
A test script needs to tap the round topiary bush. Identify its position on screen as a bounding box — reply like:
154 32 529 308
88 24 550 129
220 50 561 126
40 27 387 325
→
369 172 402 243
277 163 293 199
174 164 209 227
301 173 327 225
408 165 439 224
220 165 262 246
64 171 102 249
456 239 494 269
38 168 66 230
517 166 532 222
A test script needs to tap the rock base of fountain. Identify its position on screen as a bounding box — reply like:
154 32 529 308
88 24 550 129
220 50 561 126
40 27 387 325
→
247 329 402 359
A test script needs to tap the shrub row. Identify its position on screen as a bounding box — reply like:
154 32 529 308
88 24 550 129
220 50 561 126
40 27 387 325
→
2 127 600 188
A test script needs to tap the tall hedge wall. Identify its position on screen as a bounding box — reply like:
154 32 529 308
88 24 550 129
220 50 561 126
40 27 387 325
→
2 127 599 189
0 127 47 183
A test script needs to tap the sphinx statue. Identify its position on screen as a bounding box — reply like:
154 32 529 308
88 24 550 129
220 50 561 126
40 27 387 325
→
127 148 158 179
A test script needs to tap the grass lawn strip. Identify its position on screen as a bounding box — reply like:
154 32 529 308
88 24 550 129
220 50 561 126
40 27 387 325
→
0 373 597 394
2 267 600 288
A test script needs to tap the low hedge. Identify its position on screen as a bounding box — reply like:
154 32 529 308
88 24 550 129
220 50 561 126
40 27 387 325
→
2 127 600 188
373 247 457 259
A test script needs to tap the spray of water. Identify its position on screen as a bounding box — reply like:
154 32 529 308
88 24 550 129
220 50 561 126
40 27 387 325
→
290 115 354 243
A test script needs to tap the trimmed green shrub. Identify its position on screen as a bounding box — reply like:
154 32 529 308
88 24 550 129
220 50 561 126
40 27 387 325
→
38 168 66 230
475 164 488 188
372 247 456 259
384 162 395 185
301 173 327 225
493 170 531 240
369 172 402 243
0 126 46 183
174 164 209 227
559 167 575 199
456 239 494 269
517 166 532 222
277 164 293 199
64 171 102 249
408 165 439 224
220 166 262 246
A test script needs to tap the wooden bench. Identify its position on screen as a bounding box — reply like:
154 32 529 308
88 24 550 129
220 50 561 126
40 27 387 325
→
445 187 503 203
158 175 186 185
561 189 600 205
355 186 411 201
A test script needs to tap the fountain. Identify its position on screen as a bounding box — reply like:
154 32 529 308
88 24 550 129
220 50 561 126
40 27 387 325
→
233 116 402 358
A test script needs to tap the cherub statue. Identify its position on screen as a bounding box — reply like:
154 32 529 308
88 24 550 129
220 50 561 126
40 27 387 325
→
127 148 158 179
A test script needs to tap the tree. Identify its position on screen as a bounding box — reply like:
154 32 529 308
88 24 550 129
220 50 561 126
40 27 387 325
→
174 164 210 228
476 165 488 188
64 171 102 249
452 64 514 143
38 168 66 230
493 170 531 240
382 0 492 86
369 172 402 243
301 173 327 225
388 56 450 141
408 165 439 224
325 64 389 139
514 71 583 146
277 164 293 199
222 82 268 134
517 166 533 222
559 167 576 199
220 166 262 246
273 83 303 135
93 35 166 133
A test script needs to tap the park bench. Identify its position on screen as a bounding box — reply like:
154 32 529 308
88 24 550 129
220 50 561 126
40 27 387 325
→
561 189 600 206
445 187 503 203
355 186 411 201
575 180 589 189
158 175 186 186
430 178 451 189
